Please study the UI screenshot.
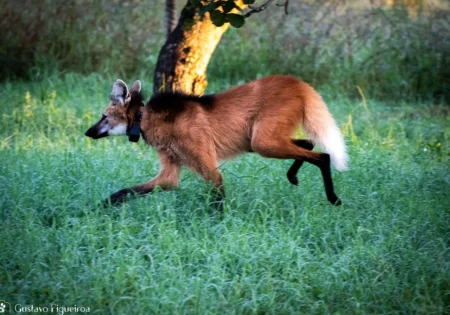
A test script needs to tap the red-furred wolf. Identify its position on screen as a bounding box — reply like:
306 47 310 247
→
85 75 348 208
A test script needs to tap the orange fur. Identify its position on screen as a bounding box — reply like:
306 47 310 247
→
86 75 348 207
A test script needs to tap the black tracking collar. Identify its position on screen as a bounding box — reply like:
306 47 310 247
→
128 103 144 143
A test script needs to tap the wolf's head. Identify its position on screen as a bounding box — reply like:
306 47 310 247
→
85 79 142 139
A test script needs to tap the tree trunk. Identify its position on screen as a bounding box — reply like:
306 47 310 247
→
153 1 240 95
164 0 177 38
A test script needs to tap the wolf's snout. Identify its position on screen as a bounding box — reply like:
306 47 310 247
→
85 126 108 139
85 127 95 138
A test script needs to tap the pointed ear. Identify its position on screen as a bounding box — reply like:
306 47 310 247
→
111 79 131 105
130 80 142 94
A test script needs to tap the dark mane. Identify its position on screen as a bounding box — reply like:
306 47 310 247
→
148 92 215 122
130 90 144 106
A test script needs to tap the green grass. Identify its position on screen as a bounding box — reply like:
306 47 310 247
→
0 73 449 314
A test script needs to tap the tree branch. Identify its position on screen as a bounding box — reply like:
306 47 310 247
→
276 0 289 15
243 0 275 18
244 0 290 18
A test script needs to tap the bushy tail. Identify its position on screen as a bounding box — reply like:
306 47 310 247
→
302 85 348 171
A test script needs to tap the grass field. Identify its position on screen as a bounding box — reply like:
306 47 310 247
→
1 73 449 314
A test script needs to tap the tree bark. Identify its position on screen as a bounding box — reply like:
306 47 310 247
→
165 0 177 38
154 1 242 95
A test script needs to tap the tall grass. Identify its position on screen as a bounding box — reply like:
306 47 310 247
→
1 0 449 101
0 1 449 312
0 73 449 314
0 0 164 79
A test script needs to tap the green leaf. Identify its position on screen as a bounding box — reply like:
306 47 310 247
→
222 1 237 13
189 0 202 6
187 0 202 9
182 18 195 30
210 10 226 27
199 2 220 16
227 13 245 28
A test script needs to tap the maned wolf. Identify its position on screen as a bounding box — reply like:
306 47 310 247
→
85 75 348 209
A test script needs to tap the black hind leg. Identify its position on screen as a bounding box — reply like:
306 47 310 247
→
287 139 315 185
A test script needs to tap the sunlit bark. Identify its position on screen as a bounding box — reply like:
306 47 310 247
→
154 1 245 95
